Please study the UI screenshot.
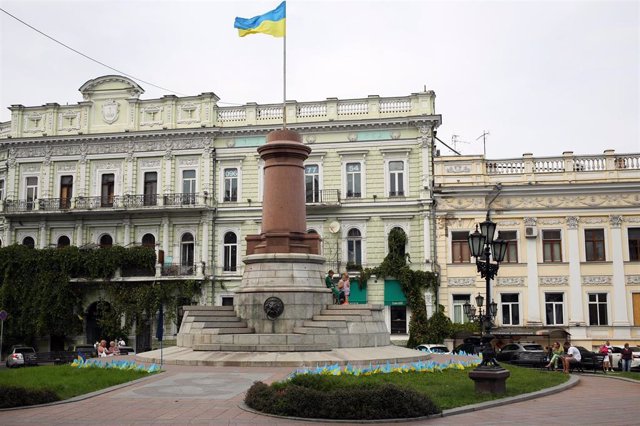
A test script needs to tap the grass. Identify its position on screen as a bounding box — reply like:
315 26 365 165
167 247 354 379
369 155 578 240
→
0 365 155 400
282 364 570 411
610 371 640 381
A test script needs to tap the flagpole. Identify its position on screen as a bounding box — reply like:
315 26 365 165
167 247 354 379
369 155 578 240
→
283 26 287 129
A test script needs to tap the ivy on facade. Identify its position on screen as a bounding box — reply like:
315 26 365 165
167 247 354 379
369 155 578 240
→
363 228 438 348
0 245 200 348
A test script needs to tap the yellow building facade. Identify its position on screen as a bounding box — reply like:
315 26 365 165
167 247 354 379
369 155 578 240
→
0 75 441 347
434 152 640 349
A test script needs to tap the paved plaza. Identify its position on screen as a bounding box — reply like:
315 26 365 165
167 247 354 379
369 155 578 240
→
1 355 639 425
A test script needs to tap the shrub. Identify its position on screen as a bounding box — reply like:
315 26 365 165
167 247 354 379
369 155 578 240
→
0 385 60 408
245 380 440 420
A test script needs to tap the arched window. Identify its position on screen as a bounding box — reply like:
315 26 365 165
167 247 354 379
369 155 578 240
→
22 236 35 249
181 233 194 271
223 232 237 272
388 227 407 258
99 234 113 248
347 228 362 266
57 235 71 248
141 233 156 248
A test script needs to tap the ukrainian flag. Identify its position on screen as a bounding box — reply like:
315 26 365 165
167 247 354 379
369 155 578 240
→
234 2 286 38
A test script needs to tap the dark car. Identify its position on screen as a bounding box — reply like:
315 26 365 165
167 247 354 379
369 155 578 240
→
496 343 545 363
575 346 605 371
6 345 38 368
73 344 98 359
452 336 484 355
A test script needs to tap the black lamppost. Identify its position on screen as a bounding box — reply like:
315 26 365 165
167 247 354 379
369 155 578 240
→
466 217 508 364
465 216 511 393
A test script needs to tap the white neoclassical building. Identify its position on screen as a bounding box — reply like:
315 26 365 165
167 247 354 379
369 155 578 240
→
0 75 441 348
434 152 640 349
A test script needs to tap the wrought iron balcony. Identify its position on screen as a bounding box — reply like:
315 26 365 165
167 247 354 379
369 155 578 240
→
161 263 195 276
163 193 206 206
305 189 341 205
114 194 158 208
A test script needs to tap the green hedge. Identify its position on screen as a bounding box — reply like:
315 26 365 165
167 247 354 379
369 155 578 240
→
245 377 440 420
0 385 60 408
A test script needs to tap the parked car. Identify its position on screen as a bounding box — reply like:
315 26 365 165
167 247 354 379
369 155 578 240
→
73 344 98 359
6 345 38 368
452 337 484 355
415 344 450 354
510 350 548 367
575 346 606 371
610 346 640 370
496 342 545 363
117 346 135 355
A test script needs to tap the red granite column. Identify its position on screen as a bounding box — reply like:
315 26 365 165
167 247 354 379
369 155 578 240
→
246 129 320 255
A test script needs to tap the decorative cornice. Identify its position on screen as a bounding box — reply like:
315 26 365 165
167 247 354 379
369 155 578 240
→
448 277 476 287
582 275 612 286
625 275 640 285
539 276 569 286
496 277 525 287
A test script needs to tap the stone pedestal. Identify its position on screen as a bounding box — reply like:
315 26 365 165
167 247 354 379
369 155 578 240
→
235 253 332 334
468 367 510 394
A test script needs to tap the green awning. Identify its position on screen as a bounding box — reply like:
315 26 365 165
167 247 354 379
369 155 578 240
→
384 279 407 306
349 279 367 304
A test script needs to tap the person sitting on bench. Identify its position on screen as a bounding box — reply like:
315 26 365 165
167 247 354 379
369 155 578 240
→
562 341 581 373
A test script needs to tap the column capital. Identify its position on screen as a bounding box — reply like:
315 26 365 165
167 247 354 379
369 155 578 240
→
524 217 537 227
566 216 579 229
609 215 623 229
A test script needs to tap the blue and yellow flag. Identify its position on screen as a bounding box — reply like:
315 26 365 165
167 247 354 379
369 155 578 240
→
234 1 286 38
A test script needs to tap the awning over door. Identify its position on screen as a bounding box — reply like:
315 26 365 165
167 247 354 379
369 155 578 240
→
384 279 407 306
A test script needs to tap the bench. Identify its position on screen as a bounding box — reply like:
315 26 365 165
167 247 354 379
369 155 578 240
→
36 351 78 365
569 354 606 374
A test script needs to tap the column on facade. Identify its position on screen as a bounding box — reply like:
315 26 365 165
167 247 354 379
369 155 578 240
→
75 219 84 247
161 216 170 258
524 217 542 325
123 217 131 246
78 150 88 197
202 138 213 198
566 216 584 326
200 212 210 273
126 155 135 195
162 145 173 205
7 158 17 200
610 215 630 327
41 157 52 199
39 220 47 248
4 218 12 245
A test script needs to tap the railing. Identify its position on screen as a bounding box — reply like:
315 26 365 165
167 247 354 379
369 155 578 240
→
337 101 368 115
4 200 36 212
573 156 606 172
534 159 564 173
257 106 283 120
379 98 412 113
297 103 327 118
161 263 195 276
163 193 204 206
614 155 640 169
487 161 525 175
218 108 246 122
305 189 341 205
39 198 71 211
75 196 103 209
121 266 155 277
115 194 158 208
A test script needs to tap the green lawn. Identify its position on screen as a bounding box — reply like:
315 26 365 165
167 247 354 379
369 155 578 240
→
610 371 640 381
0 365 155 400
283 364 570 411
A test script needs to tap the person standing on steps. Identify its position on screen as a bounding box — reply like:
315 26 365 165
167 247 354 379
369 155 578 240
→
338 272 350 305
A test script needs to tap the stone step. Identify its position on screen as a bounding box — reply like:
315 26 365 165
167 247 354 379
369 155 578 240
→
302 320 346 328
320 309 374 316
193 343 330 352
325 304 383 311
183 306 235 311
202 321 248 328
312 314 372 322
293 326 330 335
207 327 255 335
189 311 239 318
190 316 243 322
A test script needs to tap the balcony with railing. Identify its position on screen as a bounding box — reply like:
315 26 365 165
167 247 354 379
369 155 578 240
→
435 150 640 187
161 263 196 277
2 192 213 214
305 189 341 206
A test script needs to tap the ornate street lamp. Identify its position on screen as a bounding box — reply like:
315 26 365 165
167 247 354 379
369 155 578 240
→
467 217 507 362
466 215 511 394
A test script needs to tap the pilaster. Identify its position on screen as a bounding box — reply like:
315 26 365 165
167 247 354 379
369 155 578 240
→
566 216 584 326
609 215 630 326
524 217 541 325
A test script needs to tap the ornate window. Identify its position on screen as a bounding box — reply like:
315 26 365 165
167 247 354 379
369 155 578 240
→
101 174 114 207
585 229 605 261
347 228 362 266
144 172 158 206
629 228 640 261
26 176 38 211
453 294 470 324
500 293 520 325
388 161 404 197
346 162 362 198
545 293 564 325
141 233 155 248
223 232 238 272
588 293 608 326
57 236 71 248
182 170 196 205
22 236 35 249
180 233 195 271
451 231 470 263
99 234 113 248
224 168 238 202
59 176 73 209
498 230 518 263
305 164 320 203
542 230 562 263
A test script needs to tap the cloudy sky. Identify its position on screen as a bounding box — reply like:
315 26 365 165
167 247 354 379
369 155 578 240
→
0 0 638 158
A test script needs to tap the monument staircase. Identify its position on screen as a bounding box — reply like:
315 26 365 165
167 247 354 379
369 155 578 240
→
178 303 390 352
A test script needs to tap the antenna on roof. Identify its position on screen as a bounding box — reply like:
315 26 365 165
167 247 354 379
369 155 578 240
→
476 131 490 157
451 135 471 153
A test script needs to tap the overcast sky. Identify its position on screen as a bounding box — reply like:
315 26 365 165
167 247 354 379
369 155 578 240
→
1 0 638 158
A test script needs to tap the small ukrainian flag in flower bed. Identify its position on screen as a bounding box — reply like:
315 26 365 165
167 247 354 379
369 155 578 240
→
288 354 481 380
70 357 161 373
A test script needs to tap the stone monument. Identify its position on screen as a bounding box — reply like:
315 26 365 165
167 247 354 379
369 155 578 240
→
176 129 390 353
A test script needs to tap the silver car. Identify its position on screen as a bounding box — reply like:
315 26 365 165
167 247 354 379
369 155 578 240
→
6 346 37 368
